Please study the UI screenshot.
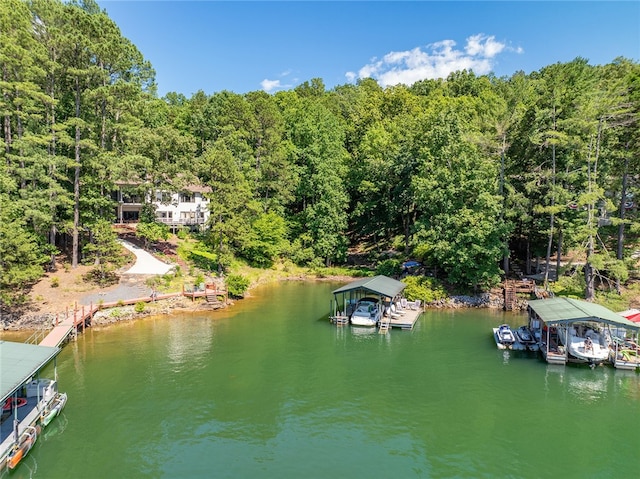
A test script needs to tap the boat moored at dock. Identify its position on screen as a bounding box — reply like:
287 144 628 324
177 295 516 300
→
556 323 610 365
1 341 66 473
329 275 422 331
493 324 516 349
527 297 640 369
514 325 539 351
350 297 382 327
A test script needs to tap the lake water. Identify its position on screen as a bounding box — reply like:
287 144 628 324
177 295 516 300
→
7 281 640 478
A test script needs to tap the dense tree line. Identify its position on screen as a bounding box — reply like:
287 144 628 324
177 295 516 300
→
1 0 639 304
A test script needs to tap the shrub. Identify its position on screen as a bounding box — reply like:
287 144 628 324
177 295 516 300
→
401 276 447 303
134 302 145 313
376 259 402 277
177 227 190 240
50 277 59 288
226 274 250 298
83 269 119 287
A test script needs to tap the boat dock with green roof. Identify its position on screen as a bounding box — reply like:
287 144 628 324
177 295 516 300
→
330 275 422 331
527 297 640 369
0 341 65 471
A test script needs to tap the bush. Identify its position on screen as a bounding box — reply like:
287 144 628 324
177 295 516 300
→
83 269 119 287
226 274 250 298
376 259 402 277
50 276 59 288
550 272 585 298
134 302 145 313
177 227 190 240
401 276 447 303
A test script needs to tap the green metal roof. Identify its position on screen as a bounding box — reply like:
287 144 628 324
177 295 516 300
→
1 341 60 403
528 297 640 330
332 275 406 299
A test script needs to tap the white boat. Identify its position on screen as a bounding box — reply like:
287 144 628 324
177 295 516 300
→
493 324 516 349
515 326 539 351
557 323 610 364
350 298 382 327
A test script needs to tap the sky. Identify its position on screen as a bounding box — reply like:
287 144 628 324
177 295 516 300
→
96 1 640 97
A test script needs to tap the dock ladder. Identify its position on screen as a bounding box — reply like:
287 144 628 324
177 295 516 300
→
378 317 390 334
503 282 516 311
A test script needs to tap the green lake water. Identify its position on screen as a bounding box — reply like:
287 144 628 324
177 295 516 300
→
6 281 640 478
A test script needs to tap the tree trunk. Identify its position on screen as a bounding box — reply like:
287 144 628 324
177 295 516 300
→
500 140 509 276
543 143 556 289
584 235 595 301
525 235 531 276
555 230 562 281
2 65 11 156
72 77 81 268
617 157 628 261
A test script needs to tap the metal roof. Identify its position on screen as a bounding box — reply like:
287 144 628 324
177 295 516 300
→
528 297 640 330
1 341 60 403
332 275 406 299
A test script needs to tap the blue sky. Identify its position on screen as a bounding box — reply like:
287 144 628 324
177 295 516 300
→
97 1 640 97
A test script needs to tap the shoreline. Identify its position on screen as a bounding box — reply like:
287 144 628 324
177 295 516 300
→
1 275 519 333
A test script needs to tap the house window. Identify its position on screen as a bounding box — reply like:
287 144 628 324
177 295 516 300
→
180 193 195 203
156 191 172 203
157 211 173 220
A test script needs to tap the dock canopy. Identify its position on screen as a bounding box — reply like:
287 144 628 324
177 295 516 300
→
0 341 60 403
332 275 406 299
528 297 640 330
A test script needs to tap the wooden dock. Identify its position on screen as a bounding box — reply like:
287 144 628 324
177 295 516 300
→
37 284 228 348
330 303 423 330
388 306 422 330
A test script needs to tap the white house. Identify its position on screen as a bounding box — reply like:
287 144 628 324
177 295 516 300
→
114 183 211 231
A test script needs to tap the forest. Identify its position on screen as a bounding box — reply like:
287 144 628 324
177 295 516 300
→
1 0 639 307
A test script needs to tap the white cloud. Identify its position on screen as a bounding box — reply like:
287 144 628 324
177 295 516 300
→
348 34 522 87
261 70 296 93
261 79 282 93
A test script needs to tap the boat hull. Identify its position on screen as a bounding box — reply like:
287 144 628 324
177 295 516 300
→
350 298 382 327
557 325 610 364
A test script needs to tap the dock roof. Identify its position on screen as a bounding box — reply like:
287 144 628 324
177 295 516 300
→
528 297 640 330
332 275 406 299
1 341 60 403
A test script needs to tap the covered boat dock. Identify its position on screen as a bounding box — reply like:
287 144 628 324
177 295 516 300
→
1 341 61 470
527 297 640 368
330 275 422 330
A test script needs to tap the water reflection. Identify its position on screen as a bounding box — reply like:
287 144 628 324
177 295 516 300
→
166 317 214 371
544 364 640 403
41 414 68 442
502 350 510 364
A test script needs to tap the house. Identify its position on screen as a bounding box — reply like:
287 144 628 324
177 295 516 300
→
113 183 210 231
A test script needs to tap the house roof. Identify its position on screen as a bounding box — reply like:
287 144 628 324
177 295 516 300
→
528 297 640 330
619 309 640 323
332 275 406 299
1 341 60 403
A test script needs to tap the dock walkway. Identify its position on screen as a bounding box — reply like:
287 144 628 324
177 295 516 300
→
388 306 422 330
